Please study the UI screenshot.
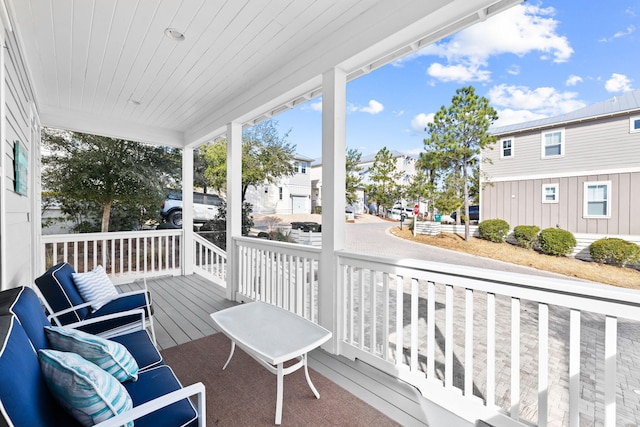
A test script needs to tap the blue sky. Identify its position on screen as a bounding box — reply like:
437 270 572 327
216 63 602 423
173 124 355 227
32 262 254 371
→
274 1 640 160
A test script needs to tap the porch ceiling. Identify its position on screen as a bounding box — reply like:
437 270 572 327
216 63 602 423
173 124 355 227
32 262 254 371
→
7 0 521 148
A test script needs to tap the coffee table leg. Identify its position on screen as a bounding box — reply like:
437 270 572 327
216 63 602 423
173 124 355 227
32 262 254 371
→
303 353 320 399
222 341 236 370
275 362 284 425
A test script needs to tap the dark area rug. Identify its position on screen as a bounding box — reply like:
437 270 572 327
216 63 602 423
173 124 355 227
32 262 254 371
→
161 333 400 426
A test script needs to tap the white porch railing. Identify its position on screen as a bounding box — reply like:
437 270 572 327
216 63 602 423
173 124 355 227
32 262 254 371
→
233 236 321 323
336 250 640 426
193 233 227 287
41 230 182 284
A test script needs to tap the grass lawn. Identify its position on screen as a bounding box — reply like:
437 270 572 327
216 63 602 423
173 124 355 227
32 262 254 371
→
391 226 640 290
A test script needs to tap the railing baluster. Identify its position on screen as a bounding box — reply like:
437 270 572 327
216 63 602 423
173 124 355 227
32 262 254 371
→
445 284 453 388
347 266 353 345
73 241 78 270
569 309 580 427
383 273 389 360
427 281 436 380
465 288 474 397
395 275 403 368
604 315 617 427
359 268 365 350
371 270 377 357
538 303 549 427
486 292 496 407
411 278 419 372
511 297 521 419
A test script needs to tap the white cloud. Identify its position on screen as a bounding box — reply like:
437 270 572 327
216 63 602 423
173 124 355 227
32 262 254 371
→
410 113 435 132
360 99 384 114
605 73 633 93
398 4 572 83
565 75 583 86
427 63 491 83
488 84 586 118
309 100 322 112
492 108 548 127
599 25 636 42
507 65 520 76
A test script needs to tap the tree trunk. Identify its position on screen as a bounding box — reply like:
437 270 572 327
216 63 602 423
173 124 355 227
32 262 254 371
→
463 156 470 242
101 200 112 233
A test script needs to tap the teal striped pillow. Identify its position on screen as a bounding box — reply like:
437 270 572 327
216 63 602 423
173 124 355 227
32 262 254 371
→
38 349 133 427
45 326 138 382
72 265 119 311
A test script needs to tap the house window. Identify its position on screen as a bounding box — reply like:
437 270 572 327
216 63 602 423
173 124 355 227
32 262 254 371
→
541 129 564 158
583 181 611 218
300 161 307 174
278 187 283 200
542 184 559 203
630 115 640 133
500 137 514 158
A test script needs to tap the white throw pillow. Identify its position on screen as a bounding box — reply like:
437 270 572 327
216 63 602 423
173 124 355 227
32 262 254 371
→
72 265 119 312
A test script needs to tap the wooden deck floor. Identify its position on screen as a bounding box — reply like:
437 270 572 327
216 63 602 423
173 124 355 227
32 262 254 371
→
121 274 429 426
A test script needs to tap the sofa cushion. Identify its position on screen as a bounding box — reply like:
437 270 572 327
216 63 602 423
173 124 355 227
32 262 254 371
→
36 262 89 324
38 349 134 427
72 265 119 312
45 326 139 382
10 287 51 350
79 291 151 336
124 365 199 427
0 316 77 427
110 329 163 371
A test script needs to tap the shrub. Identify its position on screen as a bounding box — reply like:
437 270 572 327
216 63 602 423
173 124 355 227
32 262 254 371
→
538 228 576 256
478 219 510 243
589 238 640 267
513 225 540 249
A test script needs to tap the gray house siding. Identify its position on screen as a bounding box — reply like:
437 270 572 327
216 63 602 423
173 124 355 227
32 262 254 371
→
2 26 38 289
484 115 640 179
482 172 640 235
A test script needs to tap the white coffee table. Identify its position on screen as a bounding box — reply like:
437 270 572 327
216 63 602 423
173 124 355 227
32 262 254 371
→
210 302 332 425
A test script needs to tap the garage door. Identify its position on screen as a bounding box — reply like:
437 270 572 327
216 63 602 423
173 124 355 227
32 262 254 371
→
292 196 307 214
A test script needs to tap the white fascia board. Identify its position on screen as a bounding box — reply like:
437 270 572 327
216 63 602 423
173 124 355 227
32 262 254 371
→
484 166 640 183
40 106 185 148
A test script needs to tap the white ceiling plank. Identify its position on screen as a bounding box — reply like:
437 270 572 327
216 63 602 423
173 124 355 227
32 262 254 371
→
68 0 95 112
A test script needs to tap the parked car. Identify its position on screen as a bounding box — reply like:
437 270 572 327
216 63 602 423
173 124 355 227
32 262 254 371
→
161 190 223 227
451 205 479 223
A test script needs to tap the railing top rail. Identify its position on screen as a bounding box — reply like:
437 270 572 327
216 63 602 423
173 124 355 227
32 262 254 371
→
234 235 321 259
336 249 640 318
42 229 183 243
193 233 227 257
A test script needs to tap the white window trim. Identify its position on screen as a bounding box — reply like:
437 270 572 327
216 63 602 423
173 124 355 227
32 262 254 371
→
500 137 514 159
541 128 565 159
583 180 611 218
630 115 640 133
542 183 559 204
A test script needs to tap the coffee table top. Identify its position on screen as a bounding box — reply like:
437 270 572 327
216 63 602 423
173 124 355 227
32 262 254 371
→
210 302 332 365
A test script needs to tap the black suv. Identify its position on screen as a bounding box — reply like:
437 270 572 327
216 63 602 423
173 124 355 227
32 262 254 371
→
451 205 479 223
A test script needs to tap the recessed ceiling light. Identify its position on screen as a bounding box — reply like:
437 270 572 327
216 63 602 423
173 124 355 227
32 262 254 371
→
164 28 185 41
128 99 141 106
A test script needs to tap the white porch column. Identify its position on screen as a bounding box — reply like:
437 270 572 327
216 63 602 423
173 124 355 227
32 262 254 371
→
182 147 194 275
226 122 243 300
319 67 347 353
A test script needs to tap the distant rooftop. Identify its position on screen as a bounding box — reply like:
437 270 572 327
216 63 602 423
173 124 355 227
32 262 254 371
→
311 149 414 167
489 89 640 135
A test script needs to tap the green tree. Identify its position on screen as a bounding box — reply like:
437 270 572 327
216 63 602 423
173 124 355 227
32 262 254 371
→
42 128 181 232
201 120 296 201
368 147 402 216
345 148 363 206
424 86 497 240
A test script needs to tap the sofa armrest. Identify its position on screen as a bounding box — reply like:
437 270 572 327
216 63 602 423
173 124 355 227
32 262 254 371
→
48 308 146 333
93 382 206 427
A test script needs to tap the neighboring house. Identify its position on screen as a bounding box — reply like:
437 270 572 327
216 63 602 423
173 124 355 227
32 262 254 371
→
481 89 640 236
245 153 313 214
311 150 417 215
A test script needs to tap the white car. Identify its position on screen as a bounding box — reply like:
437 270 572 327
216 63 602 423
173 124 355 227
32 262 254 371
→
160 191 223 227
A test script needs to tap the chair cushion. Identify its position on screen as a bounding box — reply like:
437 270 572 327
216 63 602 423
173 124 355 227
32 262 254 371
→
45 326 139 382
110 329 163 371
36 262 89 324
124 365 198 427
5 287 51 350
38 349 134 427
72 265 119 312
80 291 150 336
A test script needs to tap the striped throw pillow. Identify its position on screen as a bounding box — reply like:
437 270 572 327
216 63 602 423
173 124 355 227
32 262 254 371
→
72 265 119 311
38 349 133 427
45 326 139 382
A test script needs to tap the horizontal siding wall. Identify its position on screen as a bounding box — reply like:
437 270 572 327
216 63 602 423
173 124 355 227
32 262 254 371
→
484 115 640 179
482 172 640 235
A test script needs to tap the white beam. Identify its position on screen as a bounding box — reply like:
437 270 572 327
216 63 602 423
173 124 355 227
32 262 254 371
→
319 67 347 353
226 122 242 300
182 148 194 275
